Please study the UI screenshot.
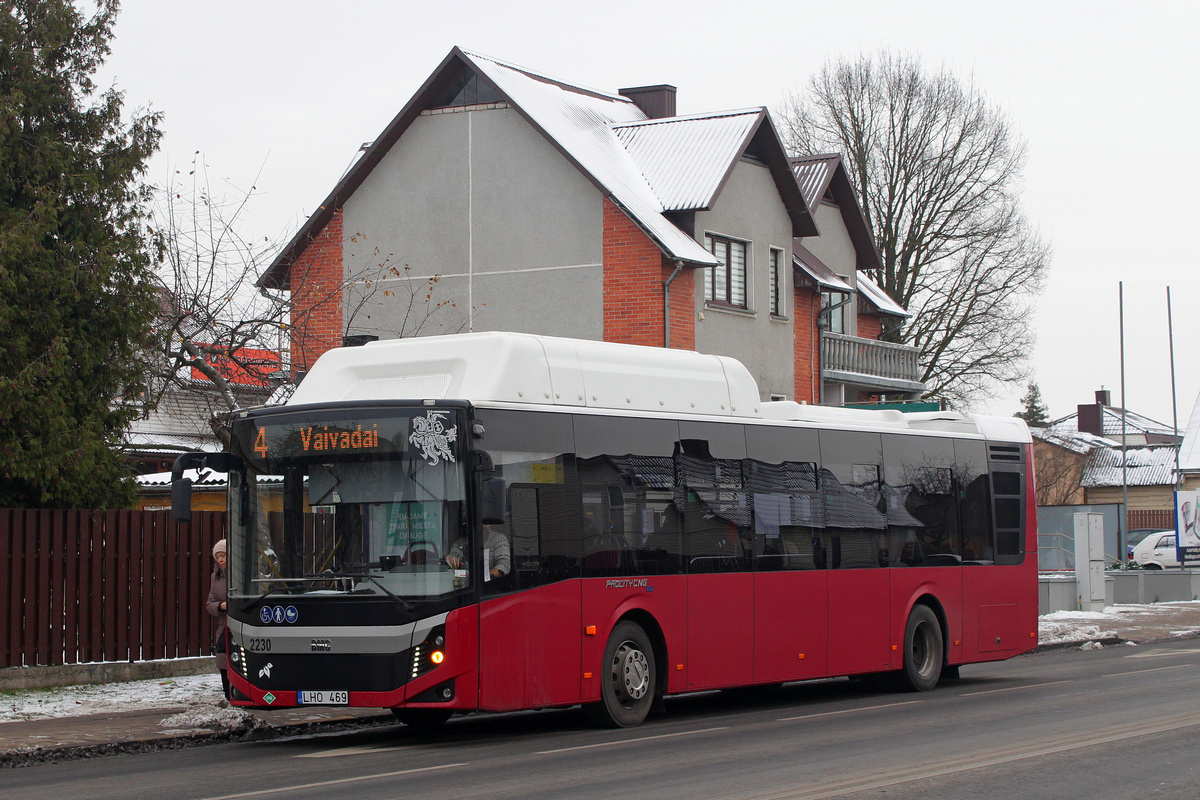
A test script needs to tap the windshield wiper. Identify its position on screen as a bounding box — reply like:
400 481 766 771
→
295 571 415 612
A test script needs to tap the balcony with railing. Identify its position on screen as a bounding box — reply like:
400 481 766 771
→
821 332 925 396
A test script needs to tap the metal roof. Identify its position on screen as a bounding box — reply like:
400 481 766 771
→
1033 427 1178 487
857 278 910 317
613 110 763 211
1032 427 1116 456
790 154 883 274
791 154 838 209
1049 407 1179 439
1080 445 1179 488
793 243 852 292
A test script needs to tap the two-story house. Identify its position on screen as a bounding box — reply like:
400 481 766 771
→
259 47 922 404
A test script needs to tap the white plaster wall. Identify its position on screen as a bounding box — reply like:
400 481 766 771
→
802 203 859 331
693 159 795 400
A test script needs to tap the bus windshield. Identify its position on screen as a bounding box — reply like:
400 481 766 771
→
226 407 471 601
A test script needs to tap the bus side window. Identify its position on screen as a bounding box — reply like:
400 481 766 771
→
510 485 541 575
500 482 582 588
991 469 1024 562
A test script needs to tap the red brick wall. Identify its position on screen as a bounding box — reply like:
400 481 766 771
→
288 210 344 376
602 199 695 350
793 288 819 404
857 313 882 339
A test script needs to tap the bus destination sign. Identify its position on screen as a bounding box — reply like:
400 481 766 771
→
245 416 413 461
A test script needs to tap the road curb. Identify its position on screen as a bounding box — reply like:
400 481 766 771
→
0 711 395 769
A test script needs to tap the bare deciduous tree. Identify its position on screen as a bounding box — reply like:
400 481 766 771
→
145 154 460 444
1032 438 1087 507
146 154 290 419
777 52 1050 406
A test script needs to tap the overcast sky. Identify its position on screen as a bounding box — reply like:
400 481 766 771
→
97 0 1200 428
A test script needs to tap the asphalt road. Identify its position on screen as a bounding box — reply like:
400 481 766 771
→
6 641 1200 800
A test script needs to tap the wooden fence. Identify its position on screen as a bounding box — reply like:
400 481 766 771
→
1128 509 1175 532
1 509 226 669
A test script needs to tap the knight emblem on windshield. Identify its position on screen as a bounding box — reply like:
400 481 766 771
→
409 411 458 465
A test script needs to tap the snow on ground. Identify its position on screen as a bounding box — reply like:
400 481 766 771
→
0 673 223 723
1038 600 1200 646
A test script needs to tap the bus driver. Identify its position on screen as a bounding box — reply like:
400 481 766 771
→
445 525 511 579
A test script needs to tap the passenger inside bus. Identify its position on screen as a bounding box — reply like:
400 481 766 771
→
446 524 511 579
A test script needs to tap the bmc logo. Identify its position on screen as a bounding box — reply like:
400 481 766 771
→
311 639 332 652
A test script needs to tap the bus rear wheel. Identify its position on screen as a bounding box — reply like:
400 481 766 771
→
585 621 656 728
896 605 943 692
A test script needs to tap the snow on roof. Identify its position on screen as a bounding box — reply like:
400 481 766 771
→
1032 427 1117 455
462 50 718 268
124 382 275 456
612 109 763 211
793 243 852 291
1048 405 1178 439
1034 425 1177 486
1080 444 1178 488
857 278 909 318
124 432 222 455
137 468 227 488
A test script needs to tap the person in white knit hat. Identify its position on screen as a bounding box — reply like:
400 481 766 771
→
206 539 229 700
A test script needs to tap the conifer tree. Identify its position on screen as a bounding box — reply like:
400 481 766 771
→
1015 382 1050 427
0 0 161 507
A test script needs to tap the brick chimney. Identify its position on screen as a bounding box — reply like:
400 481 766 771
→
1077 389 1109 436
619 85 677 119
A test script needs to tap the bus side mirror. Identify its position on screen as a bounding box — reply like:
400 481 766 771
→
480 477 506 525
169 452 244 523
172 478 193 523
170 453 207 523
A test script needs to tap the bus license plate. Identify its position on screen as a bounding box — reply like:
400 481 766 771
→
298 690 348 705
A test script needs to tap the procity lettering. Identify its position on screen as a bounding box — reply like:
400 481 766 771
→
604 579 649 589
298 424 381 452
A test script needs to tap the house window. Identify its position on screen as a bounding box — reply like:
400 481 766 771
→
821 290 849 334
703 234 747 308
769 248 783 316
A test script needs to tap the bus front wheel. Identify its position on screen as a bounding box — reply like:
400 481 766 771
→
897 605 943 692
585 621 657 728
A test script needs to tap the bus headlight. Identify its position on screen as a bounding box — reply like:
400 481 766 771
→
410 626 447 679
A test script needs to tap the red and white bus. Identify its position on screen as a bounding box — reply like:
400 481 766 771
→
172 332 1037 728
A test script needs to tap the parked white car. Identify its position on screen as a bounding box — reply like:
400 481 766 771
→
1131 530 1179 569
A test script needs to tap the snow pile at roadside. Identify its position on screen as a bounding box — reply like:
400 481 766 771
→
1 673 222 723
1039 611 1106 645
159 703 262 734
